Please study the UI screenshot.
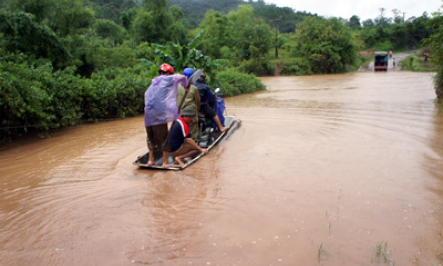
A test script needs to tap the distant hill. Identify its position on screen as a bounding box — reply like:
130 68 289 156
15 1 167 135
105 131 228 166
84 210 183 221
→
168 0 244 28
84 0 315 33
84 0 242 27
85 0 137 24
168 0 316 32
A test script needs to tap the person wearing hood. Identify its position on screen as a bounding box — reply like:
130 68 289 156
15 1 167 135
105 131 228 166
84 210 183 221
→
144 63 188 168
194 74 229 133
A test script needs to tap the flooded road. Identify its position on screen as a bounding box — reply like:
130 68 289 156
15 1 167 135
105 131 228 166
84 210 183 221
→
1 71 443 265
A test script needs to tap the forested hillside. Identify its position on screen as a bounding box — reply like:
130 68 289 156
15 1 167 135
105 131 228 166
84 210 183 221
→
168 0 315 32
85 0 137 24
169 0 242 28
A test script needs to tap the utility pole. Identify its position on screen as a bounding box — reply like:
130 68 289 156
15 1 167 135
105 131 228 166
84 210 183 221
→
272 19 280 59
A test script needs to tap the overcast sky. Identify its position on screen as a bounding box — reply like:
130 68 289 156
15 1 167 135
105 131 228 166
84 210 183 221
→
264 0 442 21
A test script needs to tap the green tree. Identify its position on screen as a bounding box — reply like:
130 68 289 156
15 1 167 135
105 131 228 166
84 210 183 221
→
215 68 266 96
143 0 168 13
169 5 184 20
132 10 166 43
120 7 138 30
199 11 229 59
7 0 54 22
423 10 443 99
363 19 375 28
140 31 228 81
199 5 273 75
391 9 403 24
349 15 361 29
251 3 313 34
93 18 126 45
358 11 432 50
132 2 186 45
389 23 410 48
408 13 431 45
168 0 243 28
85 0 136 24
292 16 356 74
375 7 391 27
360 28 377 47
44 0 95 37
0 11 71 69
226 5 273 62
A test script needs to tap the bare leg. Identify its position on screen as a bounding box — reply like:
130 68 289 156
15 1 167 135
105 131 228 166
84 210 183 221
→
162 151 169 167
213 115 230 132
174 157 185 166
148 148 155 165
175 150 200 165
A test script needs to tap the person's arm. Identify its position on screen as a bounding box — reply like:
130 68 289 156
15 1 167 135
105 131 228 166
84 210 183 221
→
174 74 188 91
206 86 216 106
185 138 208 154
194 86 201 110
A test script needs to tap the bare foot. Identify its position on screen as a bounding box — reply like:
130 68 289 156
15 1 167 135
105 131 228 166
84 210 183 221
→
161 159 171 168
220 126 230 132
147 161 155 166
174 157 184 166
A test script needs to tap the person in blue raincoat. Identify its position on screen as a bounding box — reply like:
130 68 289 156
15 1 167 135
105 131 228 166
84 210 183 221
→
194 74 229 132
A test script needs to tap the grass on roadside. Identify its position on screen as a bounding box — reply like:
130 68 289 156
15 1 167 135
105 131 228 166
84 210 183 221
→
400 54 437 72
372 241 394 265
349 55 373 71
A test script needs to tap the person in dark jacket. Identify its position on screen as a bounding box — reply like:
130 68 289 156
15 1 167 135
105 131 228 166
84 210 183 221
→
194 74 229 132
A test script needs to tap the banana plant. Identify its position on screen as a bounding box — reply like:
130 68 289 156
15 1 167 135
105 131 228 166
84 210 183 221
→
140 30 228 81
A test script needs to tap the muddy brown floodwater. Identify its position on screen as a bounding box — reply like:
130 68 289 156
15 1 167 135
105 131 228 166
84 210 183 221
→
1 71 443 266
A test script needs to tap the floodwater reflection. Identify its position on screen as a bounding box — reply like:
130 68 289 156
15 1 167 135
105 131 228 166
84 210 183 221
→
1 71 442 265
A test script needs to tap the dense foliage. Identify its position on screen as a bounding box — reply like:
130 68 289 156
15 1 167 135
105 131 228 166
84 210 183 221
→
198 5 274 76
423 11 443 100
168 0 243 28
215 69 266 96
168 0 315 32
291 17 356 74
250 1 316 34
141 31 229 79
0 12 71 69
0 51 151 142
85 0 137 24
355 12 432 50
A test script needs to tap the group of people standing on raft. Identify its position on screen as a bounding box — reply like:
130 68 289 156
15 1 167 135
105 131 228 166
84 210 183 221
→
144 63 229 168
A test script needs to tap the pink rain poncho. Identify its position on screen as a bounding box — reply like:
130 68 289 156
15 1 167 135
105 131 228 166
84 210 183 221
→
144 74 188 127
